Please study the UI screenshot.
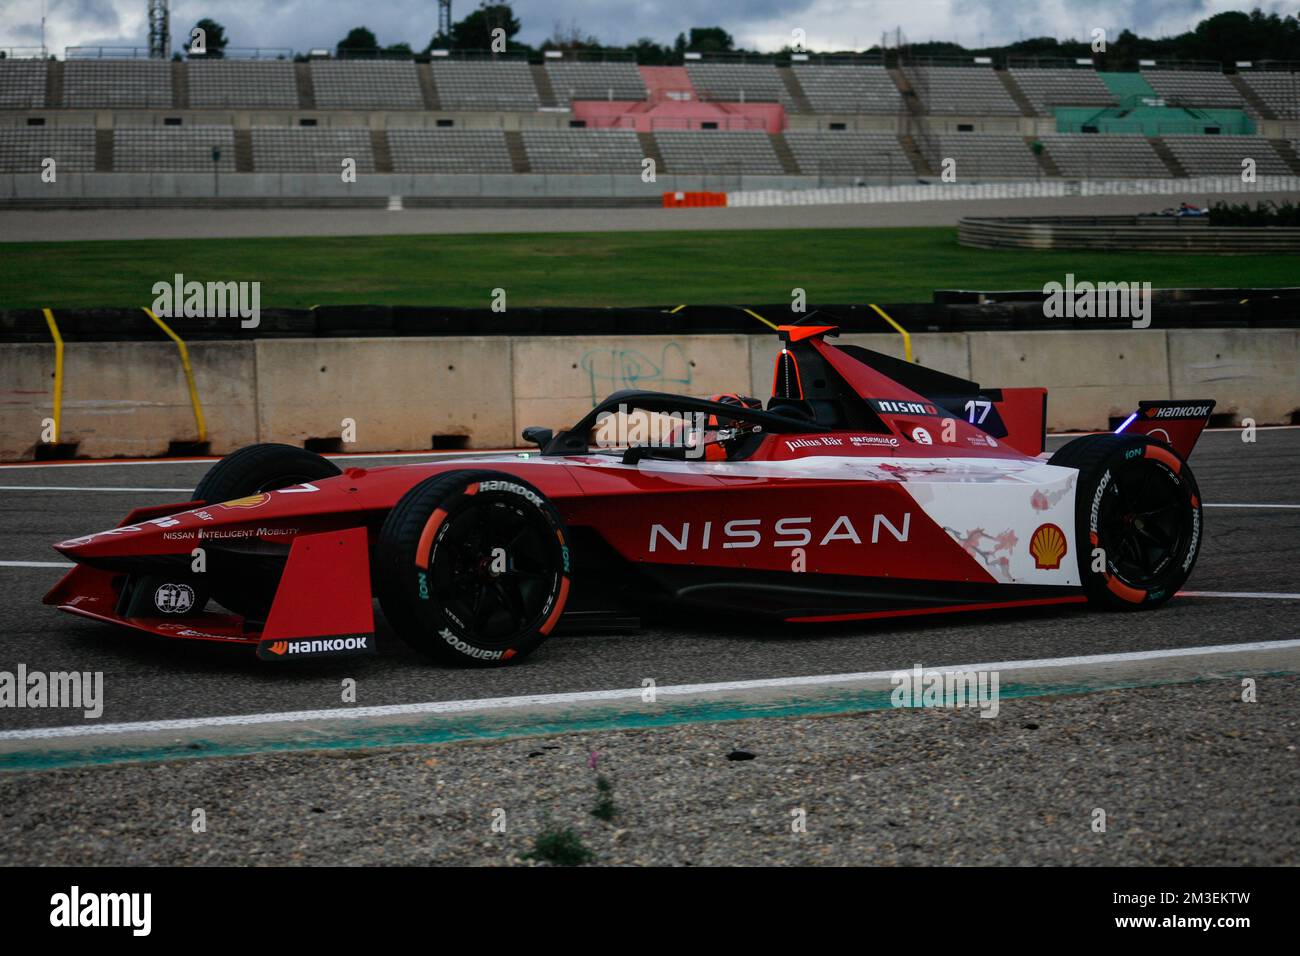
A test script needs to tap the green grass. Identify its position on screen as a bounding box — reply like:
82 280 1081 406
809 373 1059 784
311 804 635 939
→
2 227 1297 309
524 824 595 866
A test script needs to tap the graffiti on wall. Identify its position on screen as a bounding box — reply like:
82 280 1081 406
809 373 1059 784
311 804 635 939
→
580 343 693 404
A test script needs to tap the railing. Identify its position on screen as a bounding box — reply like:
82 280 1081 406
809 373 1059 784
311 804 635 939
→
65 47 153 59
187 48 294 61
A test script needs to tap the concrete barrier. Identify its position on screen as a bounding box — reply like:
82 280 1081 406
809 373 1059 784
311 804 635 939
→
254 337 515 451
1167 329 1300 425
2 329 1295 460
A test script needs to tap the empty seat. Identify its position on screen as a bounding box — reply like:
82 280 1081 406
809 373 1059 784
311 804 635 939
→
906 66 1020 115
189 60 298 108
430 61 540 110
653 130 784 175
791 64 901 113
931 133 1040 178
1235 70 1300 120
1142 70 1244 109
310 61 423 109
544 61 646 106
0 59 47 109
1008 68 1116 115
781 130 911 176
113 126 237 171
685 63 794 109
1039 134 1171 178
521 129 643 173
250 128 375 172
63 60 172 108
1161 135 1292 176
387 129 513 173
0 127 96 173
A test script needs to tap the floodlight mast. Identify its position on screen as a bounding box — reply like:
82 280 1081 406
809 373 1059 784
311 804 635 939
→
148 0 171 60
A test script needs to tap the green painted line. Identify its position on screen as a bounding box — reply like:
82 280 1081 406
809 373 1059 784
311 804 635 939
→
3 669 1287 773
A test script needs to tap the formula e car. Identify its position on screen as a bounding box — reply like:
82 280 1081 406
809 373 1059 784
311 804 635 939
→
46 324 1213 666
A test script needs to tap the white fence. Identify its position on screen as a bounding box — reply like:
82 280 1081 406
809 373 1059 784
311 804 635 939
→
727 175 1300 207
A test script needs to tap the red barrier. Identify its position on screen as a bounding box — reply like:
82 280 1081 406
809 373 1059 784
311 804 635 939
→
662 191 728 208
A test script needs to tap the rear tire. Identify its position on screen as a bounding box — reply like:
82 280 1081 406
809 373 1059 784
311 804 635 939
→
1050 433 1203 610
191 443 342 620
376 470 572 666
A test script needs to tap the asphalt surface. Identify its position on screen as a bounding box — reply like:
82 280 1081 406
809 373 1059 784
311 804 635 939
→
7 193 1298 242
0 675 1294 865
0 428 1296 733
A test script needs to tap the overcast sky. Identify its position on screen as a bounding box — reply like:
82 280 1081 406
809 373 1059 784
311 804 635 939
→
1 0 1293 56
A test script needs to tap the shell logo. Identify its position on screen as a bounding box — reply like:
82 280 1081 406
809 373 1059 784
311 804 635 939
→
1030 523 1068 570
218 493 271 510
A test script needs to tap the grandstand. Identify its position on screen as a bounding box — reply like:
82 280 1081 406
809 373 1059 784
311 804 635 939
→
783 130 911 178
1142 68 1245 110
0 59 47 109
521 129 642 173
791 63 901 114
1038 134 1171 179
387 129 513 173
544 60 646 107
1008 66 1115 116
250 128 375 172
0 127 96 172
189 61 298 109
114 126 237 171
429 59 540 111
1 49 1297 200
1160 135 1294 176
905 64 1021 115
1236 68 1300 120
653 130 785 175
931 133 1042 178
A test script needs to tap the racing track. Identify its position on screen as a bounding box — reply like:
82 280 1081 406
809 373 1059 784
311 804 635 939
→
0 428 1296 750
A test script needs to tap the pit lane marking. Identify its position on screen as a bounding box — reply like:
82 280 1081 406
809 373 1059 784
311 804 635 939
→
2 639 1298 744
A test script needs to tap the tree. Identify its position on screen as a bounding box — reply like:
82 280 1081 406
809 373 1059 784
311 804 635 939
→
452 3 523 51
336 26 379 58
686 27 734 53
188 18 229 59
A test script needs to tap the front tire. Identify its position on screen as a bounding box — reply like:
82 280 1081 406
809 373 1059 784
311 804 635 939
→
1050 433 1203 610
376 470 572 666
191 443 342 621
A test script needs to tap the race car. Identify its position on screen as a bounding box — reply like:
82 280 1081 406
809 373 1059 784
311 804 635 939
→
45 324 1213 666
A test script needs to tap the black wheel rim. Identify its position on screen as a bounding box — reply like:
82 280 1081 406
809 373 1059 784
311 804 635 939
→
427 495 559 648
1096 457 1192 587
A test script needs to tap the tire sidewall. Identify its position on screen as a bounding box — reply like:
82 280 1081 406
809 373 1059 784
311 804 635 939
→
383 471 571 665
1076 437 1202 609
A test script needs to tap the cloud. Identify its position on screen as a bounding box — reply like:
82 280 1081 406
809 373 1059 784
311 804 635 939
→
0 0 1292 55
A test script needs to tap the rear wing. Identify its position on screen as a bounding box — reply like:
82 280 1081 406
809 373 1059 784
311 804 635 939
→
1116 400 1215 459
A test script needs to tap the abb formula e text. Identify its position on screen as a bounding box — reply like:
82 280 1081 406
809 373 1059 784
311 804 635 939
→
46 325 1213 666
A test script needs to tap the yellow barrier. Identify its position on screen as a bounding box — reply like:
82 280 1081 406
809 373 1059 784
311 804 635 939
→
42 308 64 444
868 303 913 363
740 307 779 331
142 308 208 443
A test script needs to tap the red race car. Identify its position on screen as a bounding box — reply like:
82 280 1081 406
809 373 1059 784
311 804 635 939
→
46 325 1213 666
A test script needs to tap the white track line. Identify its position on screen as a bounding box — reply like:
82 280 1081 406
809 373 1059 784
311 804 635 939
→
0 486 192 493
0 561 73 569
1180 590 1300 600
2 639 1298 743
0 450 517 470
1204 503 1300 510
